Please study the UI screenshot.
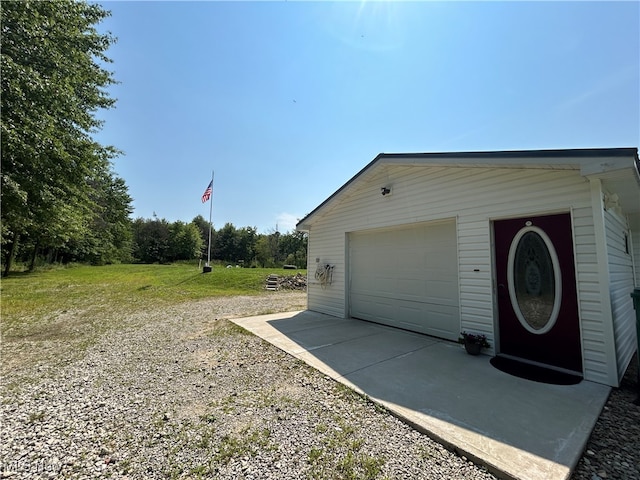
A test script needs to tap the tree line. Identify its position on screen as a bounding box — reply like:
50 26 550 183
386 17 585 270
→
2 213 307 271
134 216 307 268
1 1 131 275
0 1 307 275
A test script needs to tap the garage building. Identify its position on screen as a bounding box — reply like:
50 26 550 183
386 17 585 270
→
297 148 640 387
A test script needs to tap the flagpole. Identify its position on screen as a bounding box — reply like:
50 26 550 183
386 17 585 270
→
207 170 214 267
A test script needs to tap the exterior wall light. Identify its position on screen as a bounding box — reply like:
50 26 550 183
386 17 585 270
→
381 187 391 196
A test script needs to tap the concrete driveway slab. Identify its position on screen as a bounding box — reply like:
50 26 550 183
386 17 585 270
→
231 310 610 480
278 320 386 351
296 328 439 377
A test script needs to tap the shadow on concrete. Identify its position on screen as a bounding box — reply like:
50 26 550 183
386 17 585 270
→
232 310 610 480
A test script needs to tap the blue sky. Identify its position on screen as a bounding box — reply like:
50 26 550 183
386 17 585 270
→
94 1 639 233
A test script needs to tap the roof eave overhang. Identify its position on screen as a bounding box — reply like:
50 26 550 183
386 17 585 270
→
296 148 640 230
582 150 640 215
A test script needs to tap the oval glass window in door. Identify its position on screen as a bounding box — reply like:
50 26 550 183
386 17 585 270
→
507 226 562 334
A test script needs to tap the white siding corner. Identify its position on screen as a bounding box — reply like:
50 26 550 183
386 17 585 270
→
605 206 637 383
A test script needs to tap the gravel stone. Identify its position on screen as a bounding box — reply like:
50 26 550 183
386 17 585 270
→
571 354 640 480
1 292 638 479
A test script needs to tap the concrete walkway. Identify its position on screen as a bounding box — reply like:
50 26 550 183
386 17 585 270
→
231 310 610 480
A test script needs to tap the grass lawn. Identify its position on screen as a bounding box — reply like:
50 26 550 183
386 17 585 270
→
1 264 306 376
2 264 306 322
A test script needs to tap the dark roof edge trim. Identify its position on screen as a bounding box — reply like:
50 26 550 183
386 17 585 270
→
296 152 384 230
378 147 638 160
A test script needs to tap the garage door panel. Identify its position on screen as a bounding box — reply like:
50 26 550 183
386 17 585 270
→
354 274 457 297
350 293 396 323
426 280 459 305
350 293 459 339
351 289 457 308
349 220 460 340
396 278 428 298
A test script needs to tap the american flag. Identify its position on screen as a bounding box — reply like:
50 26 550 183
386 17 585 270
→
201 180 213 203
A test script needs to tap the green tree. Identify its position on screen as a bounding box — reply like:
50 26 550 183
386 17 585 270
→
279 230 308 268
214 223 240 264
1 1 122 275
235 226 258 266
254 231 281 268
84 172 133 264
59 170 133 265
168 221 204 261
132 217 171 264
191 215 213 259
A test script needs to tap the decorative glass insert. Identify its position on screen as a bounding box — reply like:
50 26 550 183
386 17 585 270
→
507 227 562 334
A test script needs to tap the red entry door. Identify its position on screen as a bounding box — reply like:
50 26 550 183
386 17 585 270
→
494 213 582 373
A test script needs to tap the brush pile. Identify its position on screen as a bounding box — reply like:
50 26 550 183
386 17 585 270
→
265 273 307 291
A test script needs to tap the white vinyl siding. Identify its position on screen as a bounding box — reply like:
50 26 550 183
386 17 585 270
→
605 208 637 382
573 203 613 385
307 228 345 318
457 219 493 343
630 212 640 287
304 164 614 384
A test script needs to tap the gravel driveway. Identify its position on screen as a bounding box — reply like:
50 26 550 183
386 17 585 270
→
1 293 638 479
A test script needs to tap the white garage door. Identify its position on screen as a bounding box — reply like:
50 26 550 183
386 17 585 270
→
348 220 460 340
